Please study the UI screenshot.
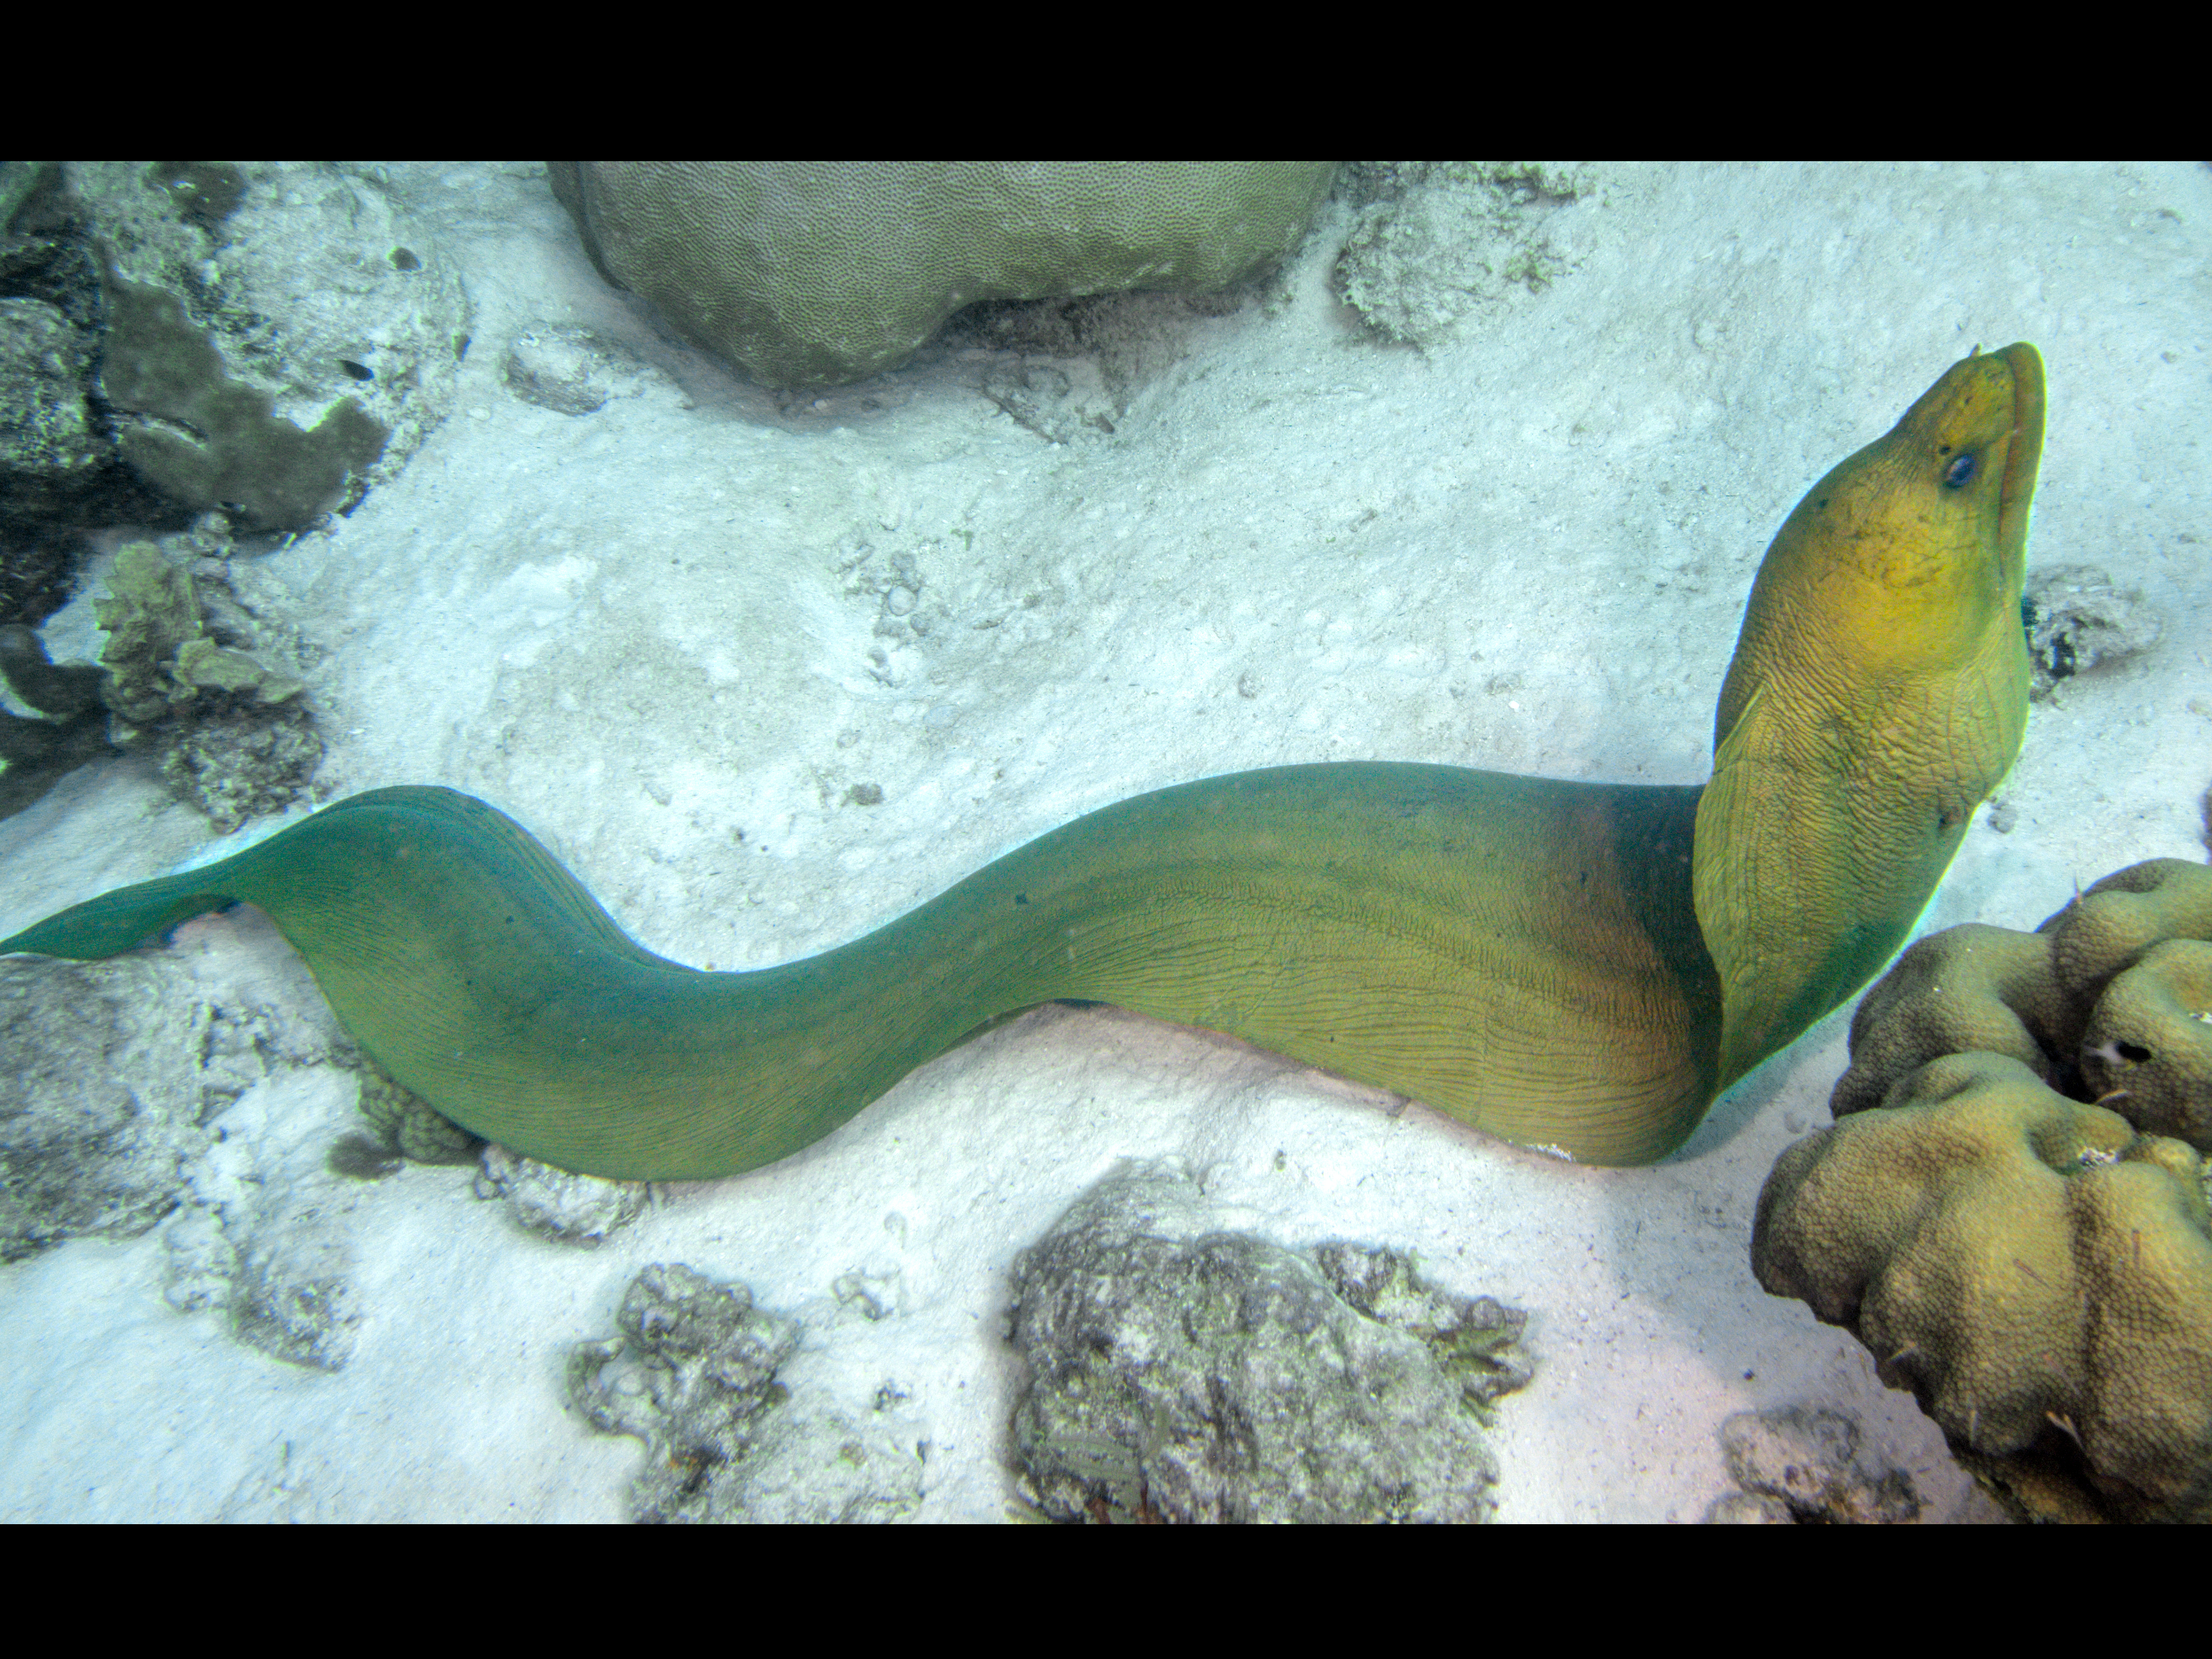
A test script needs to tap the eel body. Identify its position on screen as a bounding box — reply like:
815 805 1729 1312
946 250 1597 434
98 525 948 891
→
1 345 2044 1179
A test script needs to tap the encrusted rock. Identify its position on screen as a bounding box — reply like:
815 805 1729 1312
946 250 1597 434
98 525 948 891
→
2023 564 2163 701
567 1263 922 1523
0 953 202 1261
476 1143 644 1245
1008 1160 1530 1523
1704 1405 1921 1524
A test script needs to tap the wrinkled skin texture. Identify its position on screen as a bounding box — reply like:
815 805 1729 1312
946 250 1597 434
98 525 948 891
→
1696 346 2040 1089
2 348 2042 1179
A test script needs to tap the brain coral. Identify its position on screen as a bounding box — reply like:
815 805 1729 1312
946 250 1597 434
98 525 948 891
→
1754 858 2212 1522
548 162 1336 388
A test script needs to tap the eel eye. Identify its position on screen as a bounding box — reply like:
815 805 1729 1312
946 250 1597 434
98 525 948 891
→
1941 451 1979 489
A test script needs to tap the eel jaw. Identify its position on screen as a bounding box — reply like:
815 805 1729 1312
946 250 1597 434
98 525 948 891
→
1991 341 2047 594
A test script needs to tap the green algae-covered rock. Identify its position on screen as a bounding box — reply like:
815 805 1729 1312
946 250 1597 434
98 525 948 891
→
548 162 1335 388
1755 1051 2212 1522
1829 860 2212 1142
98 257 389 533
65 162 461 535
88 539 321 830
2082 938 2212 1146
95 542 300 726
1757 857 2212 1522
1828 922 2079 1117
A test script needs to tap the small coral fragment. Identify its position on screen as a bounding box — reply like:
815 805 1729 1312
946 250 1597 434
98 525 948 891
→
353 1058 480 1166
568 1264 920 1522
96 542 300 725
2022 564 2163 701
474 1144 643 1245
1333 162 1592 348
1704 1404 1922 1524
88 538 321 828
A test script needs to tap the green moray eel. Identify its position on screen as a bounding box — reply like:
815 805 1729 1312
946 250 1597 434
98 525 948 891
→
1 345 2044 1179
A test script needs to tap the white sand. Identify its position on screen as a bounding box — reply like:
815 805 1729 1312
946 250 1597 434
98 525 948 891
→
2 161 2207 1521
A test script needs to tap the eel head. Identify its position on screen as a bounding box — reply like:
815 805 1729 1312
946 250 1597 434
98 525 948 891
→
1696 342 2045 1092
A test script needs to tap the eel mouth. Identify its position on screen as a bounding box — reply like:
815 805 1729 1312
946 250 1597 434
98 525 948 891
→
1991 341 2047 579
